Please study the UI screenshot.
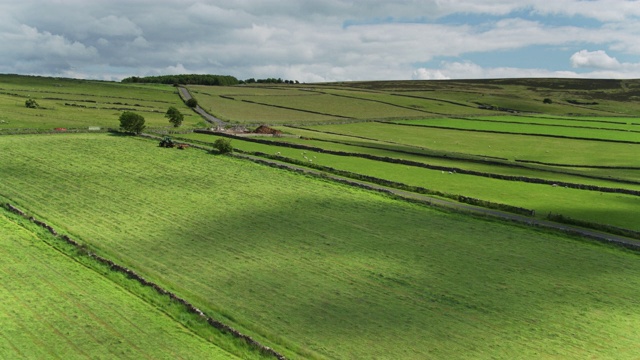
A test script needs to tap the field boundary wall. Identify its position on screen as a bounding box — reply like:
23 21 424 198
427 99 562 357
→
193 130 640 196
3 203 287 360
382 121 640 144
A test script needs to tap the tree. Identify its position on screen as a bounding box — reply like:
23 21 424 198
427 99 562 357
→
119 111 145 134
213 138 233 154
186 98 198 108
543 98 553 104
165 106 184 127
25 98 39 108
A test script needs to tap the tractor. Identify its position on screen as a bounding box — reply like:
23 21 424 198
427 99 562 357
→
159 136 175 148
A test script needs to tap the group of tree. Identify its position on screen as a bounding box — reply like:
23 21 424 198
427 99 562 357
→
121 74 239 86
119 107 233 154
119 106 186 133
120 73 301 86
241 78 299 84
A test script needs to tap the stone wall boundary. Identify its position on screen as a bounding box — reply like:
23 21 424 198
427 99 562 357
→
3 203 287 360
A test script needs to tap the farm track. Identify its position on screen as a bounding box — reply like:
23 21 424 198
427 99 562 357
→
225 151 640 251
178 86 226 126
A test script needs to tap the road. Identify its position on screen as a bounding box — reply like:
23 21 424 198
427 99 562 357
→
177 86 227 127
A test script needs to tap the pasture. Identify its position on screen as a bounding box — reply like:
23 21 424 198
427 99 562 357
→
1 133 640 359
2 74 640 359
178 131 640 231
0 210 242 359
184 78 640 124
392 118 640 142
296 122 640 174
0 74 200 131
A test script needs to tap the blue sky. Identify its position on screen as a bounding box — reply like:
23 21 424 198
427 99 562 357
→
1 1 640 82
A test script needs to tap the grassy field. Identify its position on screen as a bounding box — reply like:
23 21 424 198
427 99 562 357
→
391 118 640 142
1 133 640 359
188 86 341 123
178 132 640 231
182 78 640 124
297 122 640 170
0 74 200 131
331 78 640 116
0 210 242 359
3 74 640 359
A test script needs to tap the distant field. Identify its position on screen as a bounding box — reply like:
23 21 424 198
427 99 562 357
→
0 211 240 359
1 133 640 359
189 85 430 122
471 115 640 130
189 86 341 123
179 132 640 231
392 118 640 142
300 122 640 170
182 78 640 126
0 74 200 131
332 78 640 116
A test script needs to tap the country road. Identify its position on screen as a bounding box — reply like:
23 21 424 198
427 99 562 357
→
177 86 226 127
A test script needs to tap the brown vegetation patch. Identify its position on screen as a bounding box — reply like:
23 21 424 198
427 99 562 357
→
253 125 282 135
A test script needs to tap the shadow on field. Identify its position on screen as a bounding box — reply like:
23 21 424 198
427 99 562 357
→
545 195 640 233
135 192 640 358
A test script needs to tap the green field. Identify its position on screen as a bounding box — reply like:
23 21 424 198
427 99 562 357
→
3 75 640 359
389 118 640 142
296 122 640 169
0 74 200 131
184 78 640 124
1 133 640 359
0 211 241 359
189 85 341 123
177 132 640 231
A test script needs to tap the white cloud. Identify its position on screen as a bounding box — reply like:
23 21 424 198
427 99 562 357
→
414 57 640 80
412 68 450 80
570 50 621 69
0 1 639 80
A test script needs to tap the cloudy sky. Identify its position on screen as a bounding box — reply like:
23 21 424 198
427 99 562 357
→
2 0 640 82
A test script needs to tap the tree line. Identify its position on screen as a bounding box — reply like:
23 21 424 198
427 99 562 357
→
121 74 240 86
121 74 300 86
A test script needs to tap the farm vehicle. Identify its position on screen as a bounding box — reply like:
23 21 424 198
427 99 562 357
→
159 136 189 149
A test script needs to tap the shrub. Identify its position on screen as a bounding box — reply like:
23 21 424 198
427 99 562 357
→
25 98 39 108
213 138 233 154
186 98 198 108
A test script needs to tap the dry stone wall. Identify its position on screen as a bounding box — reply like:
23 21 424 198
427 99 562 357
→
3 203 287 360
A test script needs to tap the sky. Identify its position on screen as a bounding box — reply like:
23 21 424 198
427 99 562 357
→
2 0 640 82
